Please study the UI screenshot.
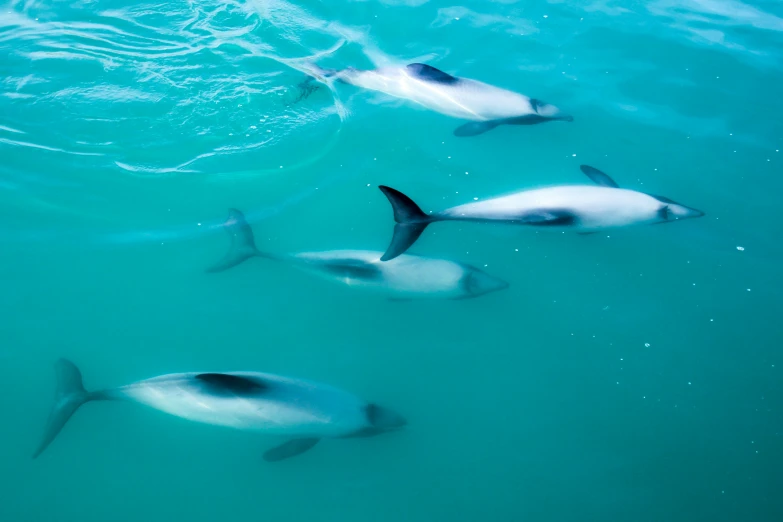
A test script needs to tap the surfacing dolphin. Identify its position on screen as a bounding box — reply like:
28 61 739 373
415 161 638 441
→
34 359 405 462
305 62 572 136
207 208 508 299
378 164 705 261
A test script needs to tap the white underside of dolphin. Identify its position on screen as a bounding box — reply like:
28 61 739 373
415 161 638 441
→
206 210 508 300
34 360 405 462
306 62 573 136
378 164 705 261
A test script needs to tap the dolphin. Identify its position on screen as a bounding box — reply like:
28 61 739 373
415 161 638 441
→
207 208 508 299
34 359 406 462
306 62 572 136
377 164 705 261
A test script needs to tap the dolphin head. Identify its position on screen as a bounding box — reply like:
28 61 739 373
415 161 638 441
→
461 268 510 298
366 403 406 432
530 98 573 122
653 195 705 223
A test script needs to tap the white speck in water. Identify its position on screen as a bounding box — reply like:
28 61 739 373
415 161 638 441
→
197 223 201 226
688 382 692 385
473 197 478 201
279 165 283 168
710 318 714 322
250 126 256 130
484 264 488 267
514 248 518 252
245 134 249 137
448 156 451 159
229 133 233 136
737 246 745 251
644 343 651 348
543 14 548 18
455 17 460 20
747 288 751 292
367 184 370 187
465 172 469 175
572 153 577 157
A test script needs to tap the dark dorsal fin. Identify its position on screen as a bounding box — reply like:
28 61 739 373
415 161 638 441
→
406 63 460 85
321 259 382 280
579 165 620 188
194 373 267 396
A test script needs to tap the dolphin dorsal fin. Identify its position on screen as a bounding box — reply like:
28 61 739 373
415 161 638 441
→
406 63 459 84
580 165 619 188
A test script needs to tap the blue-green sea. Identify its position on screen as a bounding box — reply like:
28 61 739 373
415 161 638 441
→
1 0 782 520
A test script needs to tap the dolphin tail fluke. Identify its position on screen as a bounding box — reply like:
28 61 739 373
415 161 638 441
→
206 208 264 273
34 359 97 459
291 64 341 103
378 186 433 261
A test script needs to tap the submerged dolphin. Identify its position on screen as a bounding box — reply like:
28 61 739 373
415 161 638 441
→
306 62 572 136
207 208 508 299
378 165 705 261
34 359 405 462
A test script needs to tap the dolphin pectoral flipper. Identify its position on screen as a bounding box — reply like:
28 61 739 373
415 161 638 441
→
34 359 105 459
206 208 264 273
378 186 433 261
453 120 503 137
263 438 320 462
580 165 619 188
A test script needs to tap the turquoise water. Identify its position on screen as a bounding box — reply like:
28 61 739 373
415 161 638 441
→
2 0 782 520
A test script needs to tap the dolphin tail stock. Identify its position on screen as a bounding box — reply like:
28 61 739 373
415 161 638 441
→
34 359 104 459
207 208 271 273
378 186 434 261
